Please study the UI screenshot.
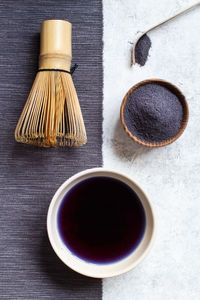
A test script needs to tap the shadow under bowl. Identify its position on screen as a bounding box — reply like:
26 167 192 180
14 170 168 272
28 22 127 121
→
120 79 189 148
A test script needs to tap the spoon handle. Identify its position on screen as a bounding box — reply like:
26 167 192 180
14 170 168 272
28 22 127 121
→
146 2 200 34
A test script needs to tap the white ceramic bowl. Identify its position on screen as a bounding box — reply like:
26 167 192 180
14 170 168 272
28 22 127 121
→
47 168 156 278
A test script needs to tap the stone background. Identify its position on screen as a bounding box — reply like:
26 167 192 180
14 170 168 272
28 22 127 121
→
103 0 200 299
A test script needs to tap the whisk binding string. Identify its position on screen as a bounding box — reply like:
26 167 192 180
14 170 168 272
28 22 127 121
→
38 63 78 75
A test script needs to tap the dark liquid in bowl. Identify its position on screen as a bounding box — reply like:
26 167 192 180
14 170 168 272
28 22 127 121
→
57 176 146 264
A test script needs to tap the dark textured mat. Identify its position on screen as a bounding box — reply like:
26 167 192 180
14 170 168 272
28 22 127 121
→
0 1 102 299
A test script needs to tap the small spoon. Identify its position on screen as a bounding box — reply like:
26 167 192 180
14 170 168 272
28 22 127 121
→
131 2 200 66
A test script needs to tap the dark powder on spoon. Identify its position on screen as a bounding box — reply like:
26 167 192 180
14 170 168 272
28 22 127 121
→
135 34 151 66
124 83 183 143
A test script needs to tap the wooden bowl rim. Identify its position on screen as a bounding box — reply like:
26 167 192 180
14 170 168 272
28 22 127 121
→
120 79 189 148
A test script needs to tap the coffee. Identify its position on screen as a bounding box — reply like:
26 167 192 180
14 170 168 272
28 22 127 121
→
57 176 146 264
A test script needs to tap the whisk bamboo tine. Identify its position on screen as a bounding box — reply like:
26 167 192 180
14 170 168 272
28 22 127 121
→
15 74 39 140
37 74 46 138
63 75 76 138
29 76 43 136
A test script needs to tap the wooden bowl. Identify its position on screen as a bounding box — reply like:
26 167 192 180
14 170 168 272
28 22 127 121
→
120 79 189 148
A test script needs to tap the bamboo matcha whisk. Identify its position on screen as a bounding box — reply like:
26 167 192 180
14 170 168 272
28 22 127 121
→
15 20 87 147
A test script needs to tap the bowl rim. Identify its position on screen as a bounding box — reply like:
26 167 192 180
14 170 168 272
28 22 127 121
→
120 78 189 148
47 167 156 278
